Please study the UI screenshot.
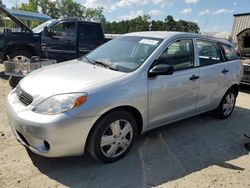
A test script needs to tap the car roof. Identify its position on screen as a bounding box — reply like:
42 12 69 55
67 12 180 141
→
55 17 100 24
124 31 233 46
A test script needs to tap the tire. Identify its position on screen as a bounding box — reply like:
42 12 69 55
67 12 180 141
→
8 50 32 61
9 76 22 88
214 88 237 119
87 110 137 163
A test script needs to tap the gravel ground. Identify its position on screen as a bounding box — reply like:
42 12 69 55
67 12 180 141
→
0 64 250 188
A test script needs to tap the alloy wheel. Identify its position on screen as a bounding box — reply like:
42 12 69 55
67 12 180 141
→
100 119 133 158
13 55 29 61
222 92 235 116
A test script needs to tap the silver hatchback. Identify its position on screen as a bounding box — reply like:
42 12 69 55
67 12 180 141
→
6 32 243 163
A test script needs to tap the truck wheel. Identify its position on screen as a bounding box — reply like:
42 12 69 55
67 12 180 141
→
8 50 32 61
9 76 22 88
87 110 137 163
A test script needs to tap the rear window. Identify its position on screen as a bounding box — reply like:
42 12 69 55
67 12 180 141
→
221 44 239 61
197 40 222 66
78 23 103 42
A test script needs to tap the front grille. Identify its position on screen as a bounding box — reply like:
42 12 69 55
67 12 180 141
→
16 86 33 105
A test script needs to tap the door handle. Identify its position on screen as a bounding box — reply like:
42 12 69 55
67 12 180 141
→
222 68 229 74
189 75 200 80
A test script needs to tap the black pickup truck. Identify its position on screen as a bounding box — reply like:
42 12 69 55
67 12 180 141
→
0 6 106 63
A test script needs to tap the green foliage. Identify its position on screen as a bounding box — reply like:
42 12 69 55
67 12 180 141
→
17 0 106 22
15 0 199 33
19 0 38 12
104 15 200 34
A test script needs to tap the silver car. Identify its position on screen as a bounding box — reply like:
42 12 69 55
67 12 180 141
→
6 32 243 163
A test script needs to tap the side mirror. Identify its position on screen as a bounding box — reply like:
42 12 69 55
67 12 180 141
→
148 64 174 77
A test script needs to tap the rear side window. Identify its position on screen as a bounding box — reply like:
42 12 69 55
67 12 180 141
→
78 23 103 42
197 40 222 66
221 44 239 61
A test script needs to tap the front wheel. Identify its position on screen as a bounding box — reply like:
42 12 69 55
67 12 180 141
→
87 110 137 163
214 88 236 119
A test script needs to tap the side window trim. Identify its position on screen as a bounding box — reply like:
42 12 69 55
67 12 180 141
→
218 42 227 62
194 38 224 67
152 38 196 72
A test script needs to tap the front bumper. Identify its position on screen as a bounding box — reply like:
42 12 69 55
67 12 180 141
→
6 89 100 157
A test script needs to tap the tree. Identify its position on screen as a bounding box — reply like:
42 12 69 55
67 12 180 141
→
37 0 60 19
19 0 38 12
0 0 5 7
58 0 84 19
103 14 199 34
85 7 106 23
165 15 177 31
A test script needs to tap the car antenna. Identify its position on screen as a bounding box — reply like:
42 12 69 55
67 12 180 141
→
201 18 210 33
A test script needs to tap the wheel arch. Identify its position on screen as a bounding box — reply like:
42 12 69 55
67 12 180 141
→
85 105 143 152
228 84 239 96
4 44 38 60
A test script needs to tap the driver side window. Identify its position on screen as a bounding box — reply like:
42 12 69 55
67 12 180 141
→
157 39 194 71
51 22 76 38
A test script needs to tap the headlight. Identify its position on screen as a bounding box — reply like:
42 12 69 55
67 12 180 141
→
33 93 87 115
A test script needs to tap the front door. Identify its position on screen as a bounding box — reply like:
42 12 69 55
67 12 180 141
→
41 21 77 62
148 39 200 128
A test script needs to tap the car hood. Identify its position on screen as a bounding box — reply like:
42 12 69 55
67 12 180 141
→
0 6 32 33
19 60 126 99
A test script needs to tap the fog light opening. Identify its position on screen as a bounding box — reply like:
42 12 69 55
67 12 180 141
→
44 140 50 150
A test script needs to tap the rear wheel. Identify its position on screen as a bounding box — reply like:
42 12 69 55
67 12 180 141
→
214 88 236 119
87 110 137 163
7 50 32 61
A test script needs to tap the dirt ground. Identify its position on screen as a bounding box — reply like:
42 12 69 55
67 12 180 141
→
0 64 250 188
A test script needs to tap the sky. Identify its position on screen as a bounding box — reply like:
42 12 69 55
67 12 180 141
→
3 0 250 33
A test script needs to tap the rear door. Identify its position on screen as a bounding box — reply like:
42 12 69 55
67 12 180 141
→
195 39 229 112
77 22 105 57
41 21 77 62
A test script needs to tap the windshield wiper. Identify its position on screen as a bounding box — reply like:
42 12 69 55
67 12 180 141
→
80 56 118 71
80 56 96 65
93 60 118 71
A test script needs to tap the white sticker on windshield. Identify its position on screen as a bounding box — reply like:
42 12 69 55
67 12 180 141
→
139 39 159 45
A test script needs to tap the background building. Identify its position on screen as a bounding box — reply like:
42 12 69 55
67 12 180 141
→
231 13 250 43
201 32 230 40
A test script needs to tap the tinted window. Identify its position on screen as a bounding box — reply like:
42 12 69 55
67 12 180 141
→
157 39 194 71
197 40 222 66
221 44 239 61
52 22 76 37
78 24 103 42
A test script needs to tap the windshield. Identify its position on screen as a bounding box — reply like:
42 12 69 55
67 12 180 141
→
85 36 163 73
32 19 56 33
